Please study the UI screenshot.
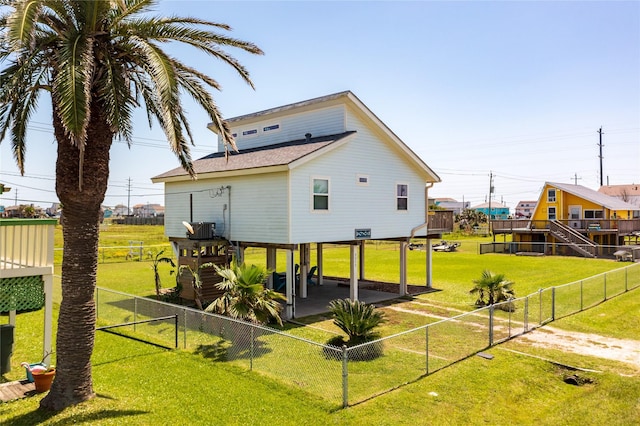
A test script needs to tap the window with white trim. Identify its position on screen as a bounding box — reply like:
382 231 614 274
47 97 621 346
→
356 174 369 186
547 189 556 202
584 210 604 219
548 206 556 220
397 184 408 211
312 178 329 211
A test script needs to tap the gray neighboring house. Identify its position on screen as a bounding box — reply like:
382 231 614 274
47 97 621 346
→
434 198 469 215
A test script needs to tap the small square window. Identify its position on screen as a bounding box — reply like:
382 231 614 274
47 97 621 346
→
263 124 280 132
357 174 369 186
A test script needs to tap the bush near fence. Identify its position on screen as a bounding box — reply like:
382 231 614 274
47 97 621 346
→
95 262 640 408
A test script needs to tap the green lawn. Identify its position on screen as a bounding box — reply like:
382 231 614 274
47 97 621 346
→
2 226 639 424
2 289 639 425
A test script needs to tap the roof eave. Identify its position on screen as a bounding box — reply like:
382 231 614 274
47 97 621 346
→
152 164 290 183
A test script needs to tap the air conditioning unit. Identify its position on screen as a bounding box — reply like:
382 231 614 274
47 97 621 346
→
187 222 216 240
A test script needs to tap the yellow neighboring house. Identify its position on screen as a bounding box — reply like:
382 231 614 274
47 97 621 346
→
493 182 640 258
532 182 639 222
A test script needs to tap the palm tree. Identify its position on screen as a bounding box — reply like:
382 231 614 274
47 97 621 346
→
0 0 262 411
470 270 516 307
206 262 286 326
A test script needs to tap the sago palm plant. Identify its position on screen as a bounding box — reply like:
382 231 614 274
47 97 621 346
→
328 298 385 345
206 262 286 326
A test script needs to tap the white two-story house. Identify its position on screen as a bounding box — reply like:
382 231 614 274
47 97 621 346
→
152 91 447 318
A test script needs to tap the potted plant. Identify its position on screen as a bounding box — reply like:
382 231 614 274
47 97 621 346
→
32 365 56 393
21 352 55 392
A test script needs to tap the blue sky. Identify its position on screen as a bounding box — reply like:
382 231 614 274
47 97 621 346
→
1 0 638 211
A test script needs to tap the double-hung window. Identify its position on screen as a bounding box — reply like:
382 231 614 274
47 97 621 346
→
548 206 557 220
548 189 556 203
397 184 408 211
312 178 329 211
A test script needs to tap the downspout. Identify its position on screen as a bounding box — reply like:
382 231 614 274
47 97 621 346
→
226 185 231 241
408 182 435 239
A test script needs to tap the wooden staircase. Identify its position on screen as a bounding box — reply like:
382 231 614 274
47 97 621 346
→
549 220 597 258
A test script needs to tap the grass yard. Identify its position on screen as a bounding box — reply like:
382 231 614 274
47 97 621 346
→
2 225 639 424
2 289 639 425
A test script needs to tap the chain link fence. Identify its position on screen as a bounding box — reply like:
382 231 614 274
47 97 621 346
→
95 262 640 408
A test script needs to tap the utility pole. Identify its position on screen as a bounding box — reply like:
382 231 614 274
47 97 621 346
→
598 127 604 186
572 173 582 185
127 177 131 216
488 171 494 239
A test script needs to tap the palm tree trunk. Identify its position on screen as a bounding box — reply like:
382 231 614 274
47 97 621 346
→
40 99 113 411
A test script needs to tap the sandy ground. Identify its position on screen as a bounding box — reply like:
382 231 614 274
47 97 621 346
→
515 326 640 366
382 296 640 368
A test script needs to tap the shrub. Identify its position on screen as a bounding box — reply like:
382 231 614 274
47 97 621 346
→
470 269 516 308
325 299 385 360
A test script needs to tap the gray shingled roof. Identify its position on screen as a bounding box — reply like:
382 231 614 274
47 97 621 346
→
549 182 640 211
152 131 356 180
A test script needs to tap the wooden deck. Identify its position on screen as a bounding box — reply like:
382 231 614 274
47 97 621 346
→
0 379 37 402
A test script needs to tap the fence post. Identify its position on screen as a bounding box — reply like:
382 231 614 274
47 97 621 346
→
625 267 628 292
425 326 429 375
580 280 583 311
489 305 494 346
524 297 529 332
174 314 178 349
551 287 555 321
134 297 138 332
183 309 188 349
250 326 255 371
538 288 543 325
342 345 349 408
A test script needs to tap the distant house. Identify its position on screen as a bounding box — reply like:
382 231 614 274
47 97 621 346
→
492 182 640 257
598 184 640 208
113 204 130 216
132 203 164 217
434 198 469 215
153 91 449 318
515 200 537 218
470 201 509 220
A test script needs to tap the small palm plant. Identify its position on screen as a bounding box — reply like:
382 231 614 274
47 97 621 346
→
470 270 516 309
206 262 286 325
150 250 176 300
328 298 385 348
178 262 216 310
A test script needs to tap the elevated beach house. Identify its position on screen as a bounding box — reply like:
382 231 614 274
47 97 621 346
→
152 91 450 318
492 182 640 258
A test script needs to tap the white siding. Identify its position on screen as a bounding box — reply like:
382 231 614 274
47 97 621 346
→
218 105 346 151
288 108 428 243
164 172 290 243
